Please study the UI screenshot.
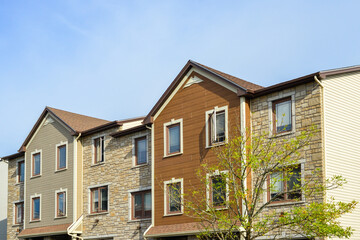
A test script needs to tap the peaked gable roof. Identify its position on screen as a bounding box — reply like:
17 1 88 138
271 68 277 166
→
143 60 263 124
19 107 111 151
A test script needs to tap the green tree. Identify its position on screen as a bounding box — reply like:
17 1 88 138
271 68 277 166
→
182 127 357 240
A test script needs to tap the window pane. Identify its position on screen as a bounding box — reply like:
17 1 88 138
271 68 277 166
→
16 203 23 223
19 162 24 182
270 172 284 200
276 100 291 132
169 182 181 212
33 154 40 175
58 192 65 216
94 138 100 163
144 192 151 211
168 125 180 154
136 138 147 164
215 112 225 142
134 194 142 218
101 188 108 211
33 198 40 219
92 190 99 212
287 165 301 200
212 176 226 206
58 146 66 169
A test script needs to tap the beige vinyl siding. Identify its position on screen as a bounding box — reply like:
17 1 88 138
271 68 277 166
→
323 71 360 239
25 115 74 228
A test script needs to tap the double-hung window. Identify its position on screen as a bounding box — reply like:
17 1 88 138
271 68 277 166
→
14 202 24 224
206 106 228 147
91 186 108 213
164 179 183 215
31 196 40 221
164 119 183 156
93 136 105 164
269 165 301 202
135 136 147 165
132 190 151 219
57 144 67 170
32 152 41 177
273 97 292 134
18 160 24 183
207 170 229 208
56 191 66 217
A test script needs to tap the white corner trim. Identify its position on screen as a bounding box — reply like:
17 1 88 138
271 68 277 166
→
54 188 68 218
163 118 183 157
73 136 77 222
267 92 296 136
151 124 155 226
30 149 42 178
163 178 184 215
205 105 228 148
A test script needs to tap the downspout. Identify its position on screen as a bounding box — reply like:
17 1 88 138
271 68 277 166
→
314 75 324 88
144 124 153 240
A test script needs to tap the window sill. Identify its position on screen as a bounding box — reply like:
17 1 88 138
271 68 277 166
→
15 182 24 186
54 216 67 219
30 219 41 223
91 162 105 167
206 142 226 149
163 152 183 159
269 131 295 139
55 168 67 173
127 218 151 223
131 163 149 169
267 200 305 208
163 212 183 217
88 211 109 216
12 223 23 227
30 175 41 179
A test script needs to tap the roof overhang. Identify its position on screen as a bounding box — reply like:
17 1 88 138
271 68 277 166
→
17 223 71 238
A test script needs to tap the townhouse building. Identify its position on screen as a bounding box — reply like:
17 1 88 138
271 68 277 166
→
4 107 152 240
142 61 360 239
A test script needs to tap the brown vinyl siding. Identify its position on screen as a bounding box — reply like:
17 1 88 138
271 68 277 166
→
25 116 74 228
153 71 240 226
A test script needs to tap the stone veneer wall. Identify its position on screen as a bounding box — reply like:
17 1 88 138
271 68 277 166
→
81 127 151 240
7 156 24 240
250 82 323 239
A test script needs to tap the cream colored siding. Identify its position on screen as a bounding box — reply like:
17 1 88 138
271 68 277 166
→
323 71 360 239
122 120 143 130
25 116 74 228
1 160 8 240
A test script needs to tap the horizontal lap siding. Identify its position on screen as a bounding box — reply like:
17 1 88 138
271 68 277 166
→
323 71 360 240
154 72 240 226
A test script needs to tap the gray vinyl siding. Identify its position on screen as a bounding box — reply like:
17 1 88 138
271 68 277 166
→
24 115 74 228
323 71 360 239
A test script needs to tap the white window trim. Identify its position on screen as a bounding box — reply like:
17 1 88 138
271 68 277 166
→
206 170 229 210
164 178 184 216
163 119 183 157
30 193 41 222
128 186 152 221
91 135 106 165
265 159 306 205
30 149 42 178
13 200 24 225
268 92 296 137
132 133 149 167
16 158 25 184
88 183 110 215
205 106 229 148
54 188 68 219
55 141 68 172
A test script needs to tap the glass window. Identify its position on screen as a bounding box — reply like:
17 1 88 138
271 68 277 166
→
270 165 301 202
94 137 104 163
273 97 292 133
57 145 66 169
132 190 151 219
135 137 147 165
18 161 24 183
57 192 66 217
32 197 40 220
211 176 227 207
167 182 181 214
15 202 23 224
91 186 108 213
32 153 41 176
168 124 180 154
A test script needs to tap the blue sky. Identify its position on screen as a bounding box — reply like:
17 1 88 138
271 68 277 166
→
1 0 360 156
